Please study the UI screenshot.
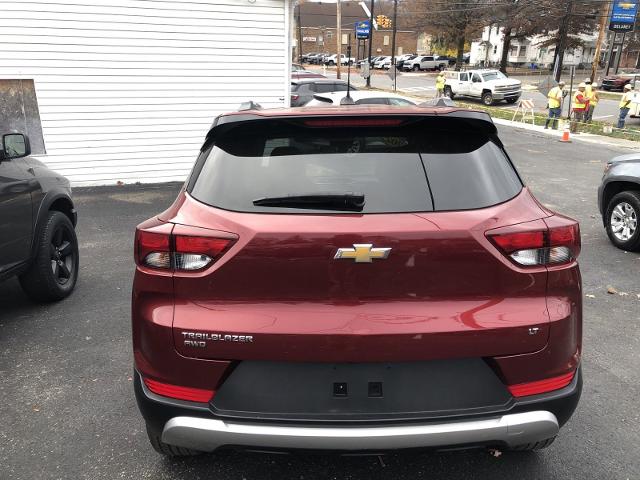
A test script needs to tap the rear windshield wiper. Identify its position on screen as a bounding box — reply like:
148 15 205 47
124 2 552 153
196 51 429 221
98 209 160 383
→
252 193 365 211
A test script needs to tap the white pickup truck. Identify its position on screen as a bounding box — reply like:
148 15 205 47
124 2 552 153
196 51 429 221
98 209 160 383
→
403 55 448 72
324 54 355 66
443 69 522 105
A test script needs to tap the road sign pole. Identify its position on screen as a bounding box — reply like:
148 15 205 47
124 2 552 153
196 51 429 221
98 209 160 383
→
390 0 397 87
366 0 375 87
615 32 626 74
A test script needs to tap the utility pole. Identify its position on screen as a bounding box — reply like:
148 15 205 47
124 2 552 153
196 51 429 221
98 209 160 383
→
297 3 303 63
366 0 375 87
390 0 397 72
336 0 342 79
554 0 574 83
591 0 609 82
615 32 626 74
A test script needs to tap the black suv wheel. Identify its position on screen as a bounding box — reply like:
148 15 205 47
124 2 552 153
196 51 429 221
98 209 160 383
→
19 211 79 302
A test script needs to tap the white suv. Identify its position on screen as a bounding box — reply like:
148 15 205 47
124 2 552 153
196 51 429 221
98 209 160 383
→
403 55 447 72
324 54 355 66
443 69 522 105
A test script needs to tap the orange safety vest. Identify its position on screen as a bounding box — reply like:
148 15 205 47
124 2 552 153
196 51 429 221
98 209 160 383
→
572 91 588 111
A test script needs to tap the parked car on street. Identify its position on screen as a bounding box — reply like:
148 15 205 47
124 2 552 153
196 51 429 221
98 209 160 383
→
602 73 638 92
358 55 380 68
301 52 319 63
291 78 356 106
304 90 416 107
598 153 640 251
403 55 447 72
324 54 355 66
395 54 416 70
307 53 325 65
133 104 582 457
0 132 79 302
374 56 392 69
435 55 456 66
443 69 522 105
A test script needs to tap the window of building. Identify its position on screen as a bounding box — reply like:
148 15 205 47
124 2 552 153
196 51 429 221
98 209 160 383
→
384 35 390 46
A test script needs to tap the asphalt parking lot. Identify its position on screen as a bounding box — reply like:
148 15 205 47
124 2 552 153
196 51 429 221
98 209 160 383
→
1 125 639 479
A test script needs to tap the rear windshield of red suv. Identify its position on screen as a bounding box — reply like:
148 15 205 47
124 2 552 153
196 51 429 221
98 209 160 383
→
188 119 522 213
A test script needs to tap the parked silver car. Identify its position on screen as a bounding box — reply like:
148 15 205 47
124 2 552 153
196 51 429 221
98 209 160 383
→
598 153 640 251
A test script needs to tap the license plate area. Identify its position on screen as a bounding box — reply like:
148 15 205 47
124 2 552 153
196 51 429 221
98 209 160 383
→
211 359 512 422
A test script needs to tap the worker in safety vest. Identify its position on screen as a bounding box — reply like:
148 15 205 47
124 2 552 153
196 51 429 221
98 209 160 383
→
617 84 634 129
584 78 593 100
586 82 599 123
570 83 589 133
435 71 446 98
545 81 565 130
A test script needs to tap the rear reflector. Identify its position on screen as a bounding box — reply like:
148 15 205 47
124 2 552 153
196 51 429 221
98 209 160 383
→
508 371 575 398
303 119 404 127
144 378 215 403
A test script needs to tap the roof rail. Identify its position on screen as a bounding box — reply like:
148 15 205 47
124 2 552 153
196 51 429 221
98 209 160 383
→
238 101 263 112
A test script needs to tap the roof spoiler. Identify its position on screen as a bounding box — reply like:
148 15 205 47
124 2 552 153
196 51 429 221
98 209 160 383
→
237 101 263 112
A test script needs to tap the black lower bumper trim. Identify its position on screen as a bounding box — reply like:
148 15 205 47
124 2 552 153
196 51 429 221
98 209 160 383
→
135 366 581 439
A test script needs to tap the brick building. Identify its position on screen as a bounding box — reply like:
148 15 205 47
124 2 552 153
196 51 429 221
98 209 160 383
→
294 2 418 60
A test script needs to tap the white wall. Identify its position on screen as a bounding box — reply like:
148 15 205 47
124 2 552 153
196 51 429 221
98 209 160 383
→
0 0 290 186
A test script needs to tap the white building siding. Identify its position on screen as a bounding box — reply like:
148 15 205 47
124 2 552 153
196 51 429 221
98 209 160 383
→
0 0 290 185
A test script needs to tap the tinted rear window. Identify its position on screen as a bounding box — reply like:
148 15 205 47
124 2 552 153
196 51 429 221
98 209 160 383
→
315 83 348 93
189 120 522 214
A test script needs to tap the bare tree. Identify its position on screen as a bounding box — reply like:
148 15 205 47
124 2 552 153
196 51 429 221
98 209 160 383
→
400 0 491 69
483 0 549 73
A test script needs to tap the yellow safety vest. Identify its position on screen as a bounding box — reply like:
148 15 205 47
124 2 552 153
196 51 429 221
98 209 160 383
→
436 75 445 90
585 85 592 98
588 90 599 107
572 91 587 110
547 87 562 109
620 91 634 108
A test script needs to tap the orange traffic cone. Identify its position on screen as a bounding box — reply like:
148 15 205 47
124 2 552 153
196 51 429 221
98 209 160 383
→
560 123 571 143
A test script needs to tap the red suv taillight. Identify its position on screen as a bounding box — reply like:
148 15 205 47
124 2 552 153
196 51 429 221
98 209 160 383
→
135 223 237 272
486 217 580 267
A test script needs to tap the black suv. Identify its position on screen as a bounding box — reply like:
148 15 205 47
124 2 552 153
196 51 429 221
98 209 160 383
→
0 132 79 301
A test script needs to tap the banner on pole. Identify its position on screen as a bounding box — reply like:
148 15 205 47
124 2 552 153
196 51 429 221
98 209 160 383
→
609 1 638 32
355 20 371 39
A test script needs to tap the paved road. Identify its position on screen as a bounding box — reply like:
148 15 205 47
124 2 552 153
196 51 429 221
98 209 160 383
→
313 66 631 124
1 126 639 479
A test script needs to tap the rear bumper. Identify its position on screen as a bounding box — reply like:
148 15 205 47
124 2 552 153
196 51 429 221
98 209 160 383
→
135 367 581 453
161 411 558 452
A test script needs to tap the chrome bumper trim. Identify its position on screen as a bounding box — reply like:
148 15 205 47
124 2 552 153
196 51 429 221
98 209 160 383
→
162 411 559 452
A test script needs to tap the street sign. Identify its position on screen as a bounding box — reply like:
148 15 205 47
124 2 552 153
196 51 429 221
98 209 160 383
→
609 1 638 32
355 20 370 39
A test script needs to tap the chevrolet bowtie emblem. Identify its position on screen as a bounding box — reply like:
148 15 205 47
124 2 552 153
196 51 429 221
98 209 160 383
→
334 244 391 263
